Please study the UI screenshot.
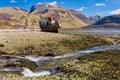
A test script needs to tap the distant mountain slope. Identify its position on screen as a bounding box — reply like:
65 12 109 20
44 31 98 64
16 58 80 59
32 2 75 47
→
29 3 59 13
84 14 120 29
0 3 92 29
35 8 89 28
0 7 26 20
0 7 27 28
70 10 92 25
95 14 120 25
89 15 104 23
28 3 92 28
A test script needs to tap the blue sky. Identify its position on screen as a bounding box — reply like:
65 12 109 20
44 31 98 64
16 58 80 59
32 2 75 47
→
0 0 120 16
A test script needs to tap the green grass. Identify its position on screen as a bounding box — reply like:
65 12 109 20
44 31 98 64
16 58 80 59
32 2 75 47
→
0 31 111 55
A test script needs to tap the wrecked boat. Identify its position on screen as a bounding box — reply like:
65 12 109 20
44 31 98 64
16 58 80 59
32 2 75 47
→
39 16 60 33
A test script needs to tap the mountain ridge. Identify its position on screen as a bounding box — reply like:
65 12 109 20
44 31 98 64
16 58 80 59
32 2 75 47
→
89 15 104 23
0 3 92 29
84 14 120 29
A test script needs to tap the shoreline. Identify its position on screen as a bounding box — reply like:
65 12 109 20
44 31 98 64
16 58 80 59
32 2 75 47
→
60 29 120 38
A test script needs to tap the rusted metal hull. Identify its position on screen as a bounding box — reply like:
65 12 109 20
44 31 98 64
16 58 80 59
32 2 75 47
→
39 20 60 33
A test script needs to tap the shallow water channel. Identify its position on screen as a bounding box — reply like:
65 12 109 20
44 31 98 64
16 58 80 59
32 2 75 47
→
0 44 120 77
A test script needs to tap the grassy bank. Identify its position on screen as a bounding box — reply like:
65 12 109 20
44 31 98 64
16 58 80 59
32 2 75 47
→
0 31 111 56
59 50 120 80
0 50 120 80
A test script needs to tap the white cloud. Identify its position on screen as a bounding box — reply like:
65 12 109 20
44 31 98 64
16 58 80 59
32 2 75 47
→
10 0 16 3
37 2 42 5
37 1 58 6
110 9 120 15
95 3 106 7
76 7 87 12
46 1 57 6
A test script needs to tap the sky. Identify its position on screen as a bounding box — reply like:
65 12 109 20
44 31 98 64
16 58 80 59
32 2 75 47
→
0 0 120 16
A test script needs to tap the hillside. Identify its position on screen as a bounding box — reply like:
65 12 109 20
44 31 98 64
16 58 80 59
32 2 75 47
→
0 3 92 29
95 14 120 25
0 7 27 28
84 14 120 29
89 15 104 23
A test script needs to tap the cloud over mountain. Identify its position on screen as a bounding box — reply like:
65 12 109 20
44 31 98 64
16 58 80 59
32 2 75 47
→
10 0 16 3
110 9 120 15
37 1 58 7
95 3 106 7
76 7 87 12
46 1 57 6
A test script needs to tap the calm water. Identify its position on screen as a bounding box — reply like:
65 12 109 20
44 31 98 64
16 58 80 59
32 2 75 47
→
80 30 120 33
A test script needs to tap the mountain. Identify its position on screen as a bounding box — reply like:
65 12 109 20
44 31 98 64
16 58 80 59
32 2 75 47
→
89 15 104 23
0 3 92 29
95 14 120 25
0 7 27 28
28 3 92 28
85 14 120 29
29 3 59 13
0 7 26 20
69 10 92 25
